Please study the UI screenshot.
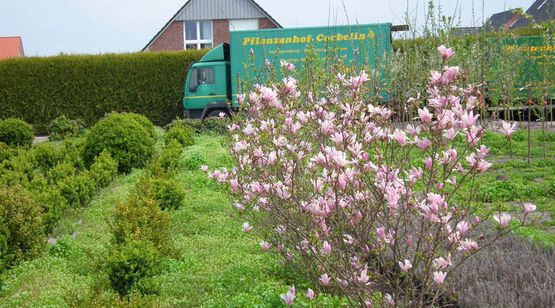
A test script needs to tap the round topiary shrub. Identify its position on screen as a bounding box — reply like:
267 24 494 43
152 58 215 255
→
83 113 155 173
164 122 194 147
122 113 157 140
0 186 45 268
0 118 34 148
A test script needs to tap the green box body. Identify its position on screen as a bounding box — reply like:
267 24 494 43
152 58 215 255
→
183 23 393 118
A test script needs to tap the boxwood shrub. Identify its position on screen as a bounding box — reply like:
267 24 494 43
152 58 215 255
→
0 186 45 269
0 118 34 148
83 113 155 173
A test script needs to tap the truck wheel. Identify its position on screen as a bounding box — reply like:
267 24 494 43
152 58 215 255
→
206 110 229 119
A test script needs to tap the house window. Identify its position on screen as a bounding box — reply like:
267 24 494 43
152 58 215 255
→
185 20 213 50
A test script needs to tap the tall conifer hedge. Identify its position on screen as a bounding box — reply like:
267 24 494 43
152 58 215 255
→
0 50 205 133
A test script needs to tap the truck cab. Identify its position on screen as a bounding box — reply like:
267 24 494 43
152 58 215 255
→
183 44 232 119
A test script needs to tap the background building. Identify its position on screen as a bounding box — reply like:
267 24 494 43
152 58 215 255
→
0 36 24 60
143 0 281 52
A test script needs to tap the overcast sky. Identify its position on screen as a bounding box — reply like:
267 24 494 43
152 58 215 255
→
0 0 534 56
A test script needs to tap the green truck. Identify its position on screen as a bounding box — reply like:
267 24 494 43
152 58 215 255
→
182 23 393 119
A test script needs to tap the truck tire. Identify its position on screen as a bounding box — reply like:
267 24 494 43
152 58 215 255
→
206 110 229 119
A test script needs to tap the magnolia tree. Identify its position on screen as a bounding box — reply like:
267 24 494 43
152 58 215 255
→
205 46 536 306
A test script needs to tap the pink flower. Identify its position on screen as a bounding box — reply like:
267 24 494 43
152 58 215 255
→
438 45 454 60
321 241 332 255
493 213 512 228
319 273 331 286
523 203 537 213
398 259 412 272
305 288 315 300
456 220 470 235
357 266 370 284
418 107 433 123
242 222 253 233
501 120 518 138
415 137 431 150
200 165 209 172
280 286 296 306
424 157 433 170
458 238 478 252
229 179 239 192
260 241 272 251
265 59 271 69
433 271 447 284
433 254 452 269
280 60 295 71
391 129 407 146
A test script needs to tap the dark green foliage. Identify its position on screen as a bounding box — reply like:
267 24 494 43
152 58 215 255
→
0 50 205 133
47 162 77 185
0 150 34 187
183 152 206 171
0 142 16 162
57 173 96 208
0 186 44 269
0 118 34 148
48 115 85 141
110 183 171 253
31 142 64 171
164 122 194 147
0 217 9 273
106 240 162 298
34 188 67 234
150 177 186 210
159 140 183 172
83 113 155 173
176 118 230 135
89 150 118 188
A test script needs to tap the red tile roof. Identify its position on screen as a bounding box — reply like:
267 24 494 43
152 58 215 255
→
0 37 24 60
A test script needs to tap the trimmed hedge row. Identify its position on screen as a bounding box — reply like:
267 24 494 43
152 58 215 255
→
0 50 205 133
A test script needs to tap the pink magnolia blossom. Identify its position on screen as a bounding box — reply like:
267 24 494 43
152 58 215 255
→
438 45 454 60
319 273 331 286
501 120 518 138
398 259 413 272
433 271 447 284
493 213 512 228
458 238 479 252
260 241 272 251
280 286 296 306
280 60 295 71
523 203 537 213
433 254 452 269
321 241 332 255
456 220 470 235
305 288 315 300
424 157 433 170
418 107 433 123
242 222 253 233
